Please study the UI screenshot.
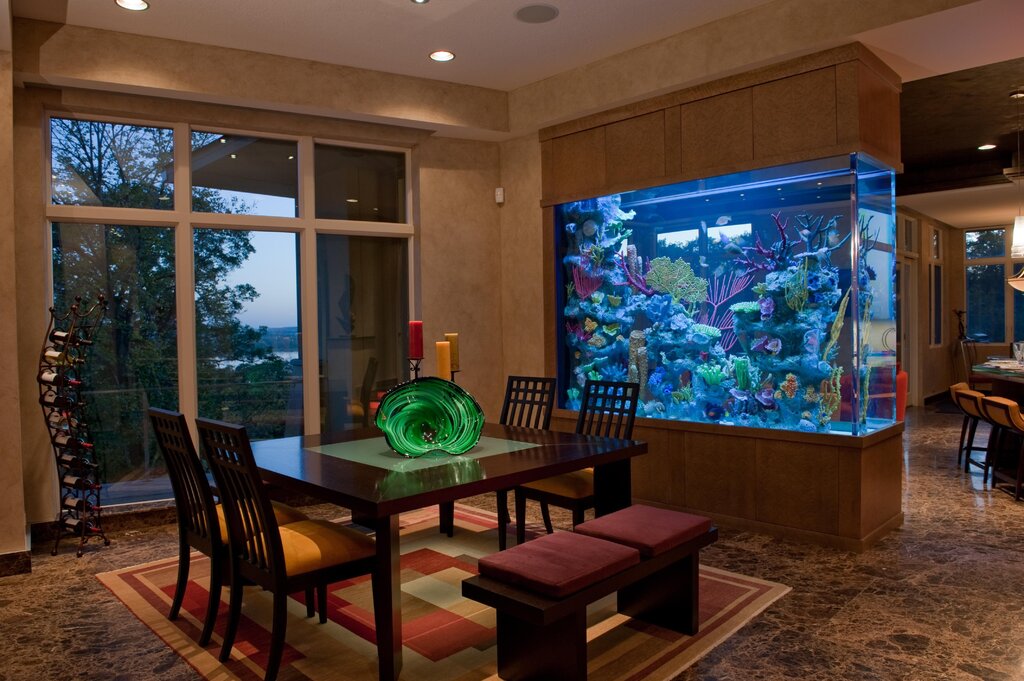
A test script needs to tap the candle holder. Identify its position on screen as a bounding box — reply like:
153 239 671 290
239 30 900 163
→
408 357 423 379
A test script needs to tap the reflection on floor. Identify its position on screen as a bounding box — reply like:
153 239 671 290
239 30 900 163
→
2 406 1023 680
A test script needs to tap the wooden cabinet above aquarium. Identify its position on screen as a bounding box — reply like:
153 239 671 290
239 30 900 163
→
539 43 901 206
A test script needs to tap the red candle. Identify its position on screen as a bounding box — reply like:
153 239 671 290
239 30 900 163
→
408 320 424 359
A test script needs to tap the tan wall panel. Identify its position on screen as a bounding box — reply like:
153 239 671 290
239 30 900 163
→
498 134 546 379
857 64 902 167
604 111 666 188
680 89 753 173
0 51 28 556
756 439 839 534
664 106 682 177
550 127 607 200
683 432 756 518
417 137 505 418
752 68 838 160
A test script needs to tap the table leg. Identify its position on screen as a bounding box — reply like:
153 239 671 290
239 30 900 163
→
593 459 631 516
371 514 402 681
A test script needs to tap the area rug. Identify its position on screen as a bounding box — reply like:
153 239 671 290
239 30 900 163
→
98 504 789 681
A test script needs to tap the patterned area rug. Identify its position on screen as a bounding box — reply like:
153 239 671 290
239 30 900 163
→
98 505 789 681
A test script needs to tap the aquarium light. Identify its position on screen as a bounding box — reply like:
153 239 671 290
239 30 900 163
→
622 168 851 209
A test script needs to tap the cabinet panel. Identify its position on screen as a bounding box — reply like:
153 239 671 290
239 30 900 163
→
756 439 838 534
752 68 837 159
680 89 753 173
549 127 607 199
605 111 666 187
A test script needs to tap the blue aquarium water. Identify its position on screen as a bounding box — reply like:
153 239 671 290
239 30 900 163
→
555 154 896 436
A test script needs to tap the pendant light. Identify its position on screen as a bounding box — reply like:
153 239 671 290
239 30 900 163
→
1006 90 1024 290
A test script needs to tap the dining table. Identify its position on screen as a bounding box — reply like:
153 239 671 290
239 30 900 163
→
972 358 1024 400
250 421 648 681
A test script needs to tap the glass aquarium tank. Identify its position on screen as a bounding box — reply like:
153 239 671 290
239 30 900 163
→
555 154 896 436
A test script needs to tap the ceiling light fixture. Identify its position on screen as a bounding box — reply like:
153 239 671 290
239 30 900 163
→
429 50 455 62
346 198 359 203
978 143 997 150
115 0 149 10
411 0 429 4
1006 90 1024 290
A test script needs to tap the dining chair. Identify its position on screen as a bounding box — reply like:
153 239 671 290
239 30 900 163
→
149 408 313 647
956 338 991 392
514 379 640 545
979 396 1024 498
438 376 557 549
962 391 999 481
949 383 986 467
348 356 378 428
196 417 377 680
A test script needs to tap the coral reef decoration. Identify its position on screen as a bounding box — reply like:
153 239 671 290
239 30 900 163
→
646 257 709 311
573 265 604 300
375 377 484 458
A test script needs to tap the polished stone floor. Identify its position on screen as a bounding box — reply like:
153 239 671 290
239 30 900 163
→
2 406 1023 681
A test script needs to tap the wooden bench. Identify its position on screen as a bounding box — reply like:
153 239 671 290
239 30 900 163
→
462 505 718 681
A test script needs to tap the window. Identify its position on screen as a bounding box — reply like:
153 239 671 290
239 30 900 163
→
52 223 178 504
51 118 173 209
48 115 413 506
931 264 943 346
962 228 1022 345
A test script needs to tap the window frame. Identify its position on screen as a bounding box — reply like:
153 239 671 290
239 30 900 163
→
45 112 416 504
961 226 1019 347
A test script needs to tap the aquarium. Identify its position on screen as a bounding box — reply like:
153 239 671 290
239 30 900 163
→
555 154 896 436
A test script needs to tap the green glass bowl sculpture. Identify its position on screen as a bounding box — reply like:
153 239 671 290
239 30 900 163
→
375 377 485 457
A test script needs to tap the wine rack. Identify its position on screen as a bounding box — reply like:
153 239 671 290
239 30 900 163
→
38 295 109 557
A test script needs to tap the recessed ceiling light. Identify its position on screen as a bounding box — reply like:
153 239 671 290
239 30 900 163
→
346 198 359 203
115 0 149 10
288 155 294 160
219 138 226 144
978 144 997 150
230 154 237 159
411 0 429 4
515 4 559 23
1011 91 1024 100
430 50 455 62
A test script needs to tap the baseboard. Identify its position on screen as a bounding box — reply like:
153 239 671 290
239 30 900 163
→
0 550 31 576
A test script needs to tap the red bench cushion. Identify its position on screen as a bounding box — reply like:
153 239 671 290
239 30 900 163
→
478 531 640 598
575 504 712 558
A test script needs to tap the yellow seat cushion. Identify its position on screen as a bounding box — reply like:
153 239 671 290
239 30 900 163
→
215 501 309 544
279 519 376 577
522 468 594 499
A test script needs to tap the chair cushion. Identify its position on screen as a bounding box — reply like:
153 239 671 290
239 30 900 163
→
575 504 713 558
215 501 309 544
520 468 594 499
279 519 376 577
478 531 639 598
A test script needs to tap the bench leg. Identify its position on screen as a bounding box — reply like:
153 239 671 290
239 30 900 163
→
496 610 587 681
618 553 700 635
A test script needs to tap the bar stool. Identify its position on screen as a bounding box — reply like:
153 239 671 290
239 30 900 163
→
953 387 996 480
950 383 986 468
979 396 1024 499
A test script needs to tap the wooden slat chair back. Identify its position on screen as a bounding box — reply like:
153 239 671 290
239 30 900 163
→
514 380 641 545
500 376 557 430
147 407 223 646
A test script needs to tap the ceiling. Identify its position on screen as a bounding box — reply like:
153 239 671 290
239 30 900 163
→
8 0 1024 228
11 0 778 91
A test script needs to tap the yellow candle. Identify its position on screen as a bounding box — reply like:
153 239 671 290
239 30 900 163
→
435 341 452 379
444 332 460 372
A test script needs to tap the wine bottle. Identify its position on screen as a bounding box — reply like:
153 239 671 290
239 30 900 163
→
61 475 99 491
58 452 97 469
53 433 93 451
62 517 101 534
62 496 94 512
49 329 72 347
40 391 78 409
38 370 81 388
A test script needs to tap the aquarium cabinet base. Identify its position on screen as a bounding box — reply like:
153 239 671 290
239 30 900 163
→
552 412 904 551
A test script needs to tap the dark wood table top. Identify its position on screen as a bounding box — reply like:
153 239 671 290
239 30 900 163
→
251 422 647 518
